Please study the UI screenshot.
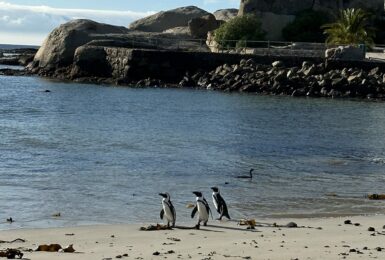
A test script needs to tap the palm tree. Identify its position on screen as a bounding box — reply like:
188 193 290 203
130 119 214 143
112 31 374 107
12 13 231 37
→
322 8 375 47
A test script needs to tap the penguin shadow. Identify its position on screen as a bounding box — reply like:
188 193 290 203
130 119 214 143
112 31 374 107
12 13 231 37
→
174 225 224 233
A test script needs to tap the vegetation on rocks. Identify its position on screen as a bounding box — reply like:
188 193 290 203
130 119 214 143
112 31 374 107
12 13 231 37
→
322 8 375 47
214 15 265 48
282 9 330 43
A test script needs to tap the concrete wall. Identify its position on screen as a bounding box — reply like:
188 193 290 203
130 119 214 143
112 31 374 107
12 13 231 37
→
72 47 385 83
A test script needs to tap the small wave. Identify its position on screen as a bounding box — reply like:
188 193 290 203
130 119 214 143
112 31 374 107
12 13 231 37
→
372 158 385 164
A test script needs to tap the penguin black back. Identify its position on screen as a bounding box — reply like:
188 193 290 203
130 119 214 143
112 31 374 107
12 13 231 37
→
211 187 231 220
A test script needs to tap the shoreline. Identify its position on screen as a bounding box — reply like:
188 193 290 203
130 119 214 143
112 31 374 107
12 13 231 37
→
1 215 384 259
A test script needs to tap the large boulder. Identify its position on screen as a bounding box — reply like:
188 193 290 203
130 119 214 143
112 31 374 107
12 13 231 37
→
239 0 314 16
213 9 238 22
129 6 210 32
188 14 220 39
239 0 384 16
32 19 129 70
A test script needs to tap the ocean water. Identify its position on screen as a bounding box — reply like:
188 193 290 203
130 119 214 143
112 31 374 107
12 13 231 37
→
1 74 385 230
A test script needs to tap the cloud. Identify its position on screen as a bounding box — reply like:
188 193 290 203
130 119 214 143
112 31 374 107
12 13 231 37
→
0 1 155 44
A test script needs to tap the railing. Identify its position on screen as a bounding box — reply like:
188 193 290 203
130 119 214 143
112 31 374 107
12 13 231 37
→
113 36 332 58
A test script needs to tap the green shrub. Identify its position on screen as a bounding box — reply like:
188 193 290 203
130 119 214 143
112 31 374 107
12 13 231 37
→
282 9 330 42
214 15 265 48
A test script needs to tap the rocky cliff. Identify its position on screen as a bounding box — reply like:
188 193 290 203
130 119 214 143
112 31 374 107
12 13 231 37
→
239 0 385 40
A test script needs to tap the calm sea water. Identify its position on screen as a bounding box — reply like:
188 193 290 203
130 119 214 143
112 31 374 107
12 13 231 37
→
1 70 385 230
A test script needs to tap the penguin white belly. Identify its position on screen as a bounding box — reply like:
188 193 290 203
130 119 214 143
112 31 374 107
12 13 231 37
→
212 195 218 211
162 202 174 222
197 201 209 221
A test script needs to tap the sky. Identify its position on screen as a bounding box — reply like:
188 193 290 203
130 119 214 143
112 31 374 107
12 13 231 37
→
0 0 239 45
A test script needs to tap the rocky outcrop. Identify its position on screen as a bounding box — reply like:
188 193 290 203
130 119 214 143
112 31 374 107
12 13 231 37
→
188 14 220 38
129 6 210 32
213 9 238 21
31 19 129 71
0 48 37 66
30 19 210 75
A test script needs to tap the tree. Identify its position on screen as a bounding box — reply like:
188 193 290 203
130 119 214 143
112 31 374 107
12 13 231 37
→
282 9 330 43
322 8 375 46
214 15 265 48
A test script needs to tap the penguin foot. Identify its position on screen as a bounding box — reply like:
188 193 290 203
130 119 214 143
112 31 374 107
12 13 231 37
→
203 222 208 226
195 224 200 229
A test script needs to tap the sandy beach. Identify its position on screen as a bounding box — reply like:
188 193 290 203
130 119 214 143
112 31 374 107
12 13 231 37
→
1 215 384 260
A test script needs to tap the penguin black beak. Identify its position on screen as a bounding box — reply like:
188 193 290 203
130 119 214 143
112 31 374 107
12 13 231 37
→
158 193 167 198
192 191 199 196
210 187 216 190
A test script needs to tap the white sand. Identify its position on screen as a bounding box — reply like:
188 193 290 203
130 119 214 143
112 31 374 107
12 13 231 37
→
1 215 385 259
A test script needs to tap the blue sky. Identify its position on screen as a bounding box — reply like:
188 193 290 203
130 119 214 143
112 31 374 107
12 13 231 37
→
0 0 239 45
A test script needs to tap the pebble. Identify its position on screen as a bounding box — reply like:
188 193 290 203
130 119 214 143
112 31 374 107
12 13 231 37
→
344 220 351 225
354 223 360 226
368 227 375 232
153 251 160 256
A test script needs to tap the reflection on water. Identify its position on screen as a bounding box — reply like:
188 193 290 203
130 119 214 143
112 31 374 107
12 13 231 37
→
0 75 385 230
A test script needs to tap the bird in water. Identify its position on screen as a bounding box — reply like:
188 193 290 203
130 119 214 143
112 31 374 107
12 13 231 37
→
211 187 231 220
191 191 211 228
159 193 176 228
236 168 254 179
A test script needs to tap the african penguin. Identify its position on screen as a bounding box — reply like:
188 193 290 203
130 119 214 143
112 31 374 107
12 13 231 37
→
211 187 231 220
159 193 176 227
191 191 211 228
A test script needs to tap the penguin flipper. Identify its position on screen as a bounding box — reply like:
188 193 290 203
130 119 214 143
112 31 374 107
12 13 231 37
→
191 206 197 218
160 209 164 220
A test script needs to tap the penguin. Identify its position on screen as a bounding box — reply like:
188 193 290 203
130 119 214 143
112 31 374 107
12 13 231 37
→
237 168 254 179
191 191 211 228
211 187 231 220
159 193 176 227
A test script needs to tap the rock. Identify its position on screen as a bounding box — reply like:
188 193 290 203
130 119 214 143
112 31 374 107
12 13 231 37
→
153 251 160 255
286 222 298 228
188 14 220 39
344 220 352 225
325 46 365 61
368 227 375 232
129 6 210 32
213 9 238 22
163 26 191 36
272 61 284 68
32 19 129 70
354 223 360 226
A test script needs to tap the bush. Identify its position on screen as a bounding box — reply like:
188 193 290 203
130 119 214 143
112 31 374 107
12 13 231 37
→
282 9 330 42
214 15 265 48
